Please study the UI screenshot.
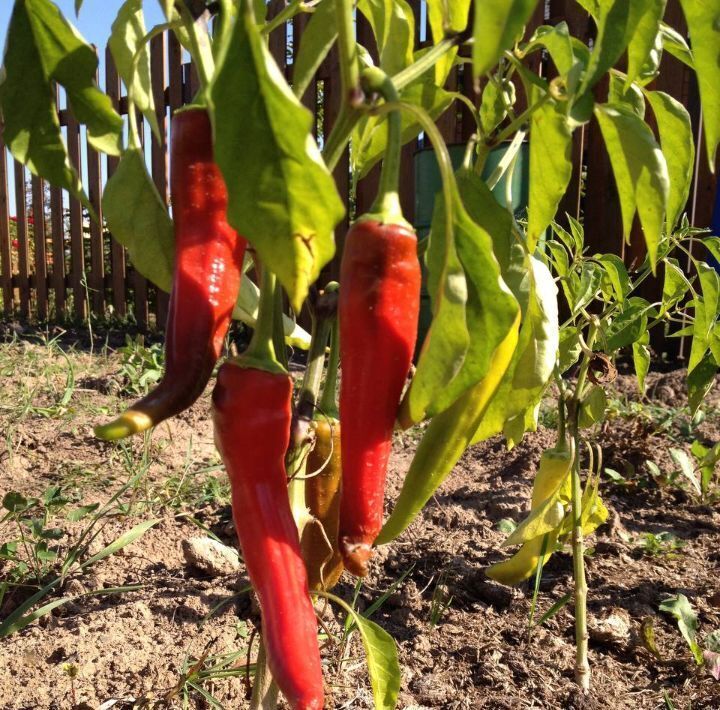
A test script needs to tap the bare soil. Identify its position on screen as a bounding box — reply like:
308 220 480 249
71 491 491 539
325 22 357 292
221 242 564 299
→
0 337 719 709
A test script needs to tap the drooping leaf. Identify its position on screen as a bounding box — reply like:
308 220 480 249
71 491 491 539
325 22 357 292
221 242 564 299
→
522 23 575 76
608 73 646 119
357 0 415 76
661 258 692 312
679 0 720 169
293 0 337 99
581 0 640 92
210 8 344 312
567 262 604 315
109 0 160 140
479 79 515 137
22 0 123 156
403 169 519 422
687 353 718 415
103 148 175 293
594 103 669 268
660 21 694 68
472 257 559 447
578 385 607 428
660 594 704 665
426 0 472 83
670 448 702 496
626 0 667 87
633 331 651 393
645 90 694 230
0 1 89 209
528 98 573 251
473 0 539 78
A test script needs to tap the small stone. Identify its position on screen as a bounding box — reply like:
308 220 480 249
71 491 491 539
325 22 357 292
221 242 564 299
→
182 536 241 577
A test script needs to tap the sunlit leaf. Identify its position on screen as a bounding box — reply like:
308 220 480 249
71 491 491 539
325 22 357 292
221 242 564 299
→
626 0 667 86
109 0 160 139
473 0 540 78
293 0 337 99
660 594 704 665
357 0 415 75
679 0 720 169
594 103 669 268
210 8 344 312
426 0 472 82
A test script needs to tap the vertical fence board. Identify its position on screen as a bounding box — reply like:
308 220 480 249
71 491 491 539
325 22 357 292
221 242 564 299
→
49 185 66 318
66 115 86 319
14 162 30 318
151 34 170 327
87 142 104 316
0 135 13 316
106 48 126 318
31 176 48 320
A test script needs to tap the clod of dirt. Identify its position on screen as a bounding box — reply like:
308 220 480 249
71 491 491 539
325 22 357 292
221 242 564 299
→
181 536 241 577
587 608 631 647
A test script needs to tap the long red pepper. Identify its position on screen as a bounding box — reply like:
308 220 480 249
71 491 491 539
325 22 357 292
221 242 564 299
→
338 67 421 577
96 107 246 440
212 269 324 710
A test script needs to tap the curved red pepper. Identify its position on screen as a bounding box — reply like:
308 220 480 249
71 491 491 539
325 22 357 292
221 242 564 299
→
338 218 421 576
212 361 324 710
96 108 246 440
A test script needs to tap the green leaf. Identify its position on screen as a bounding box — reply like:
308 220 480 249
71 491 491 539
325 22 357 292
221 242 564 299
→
645 90 694 230
0 1 89 209
596 253 631 302
353 76 456 178
528 99 573 251
81 519 160 569
427 0 471 83
67 503 100 522
292 0 337 99
661 258 691 311
605 297 651 351
504 496 565 547
472 256 559 446
103 147 175 293
660 593 704 664
210 9 344 313
679 0 720 169
581 0 639 92
670 447 702 495
626 0 667 87
660 22 694 68
608 73 645 119
24 0 123 156
402 170 519 421
578 385 607 428
594 103 669 268
558 326 582 373
109 0 160 140
687 352 717 415
357 0 415 75
479 79 515 137
633 331 651 392
2 492 30 513
522 23 575 76
342 608 400 710
473 0 540 78
75 0 83 14
569 262 603 315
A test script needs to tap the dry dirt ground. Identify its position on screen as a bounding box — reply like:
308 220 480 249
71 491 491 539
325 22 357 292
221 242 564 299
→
0 332 719 709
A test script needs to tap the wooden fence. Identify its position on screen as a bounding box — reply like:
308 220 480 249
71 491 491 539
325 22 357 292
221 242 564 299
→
0 0 716 354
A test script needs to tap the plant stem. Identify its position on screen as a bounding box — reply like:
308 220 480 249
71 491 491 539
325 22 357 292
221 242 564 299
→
362 67 403 220
567 322 597 691
242 267 283 371
249 638 279 709
261 0 316 35
296 314 332 426
392 36 459 90
488 91 551 147
319 314 340 419
322 107 362 172
334 0 360 102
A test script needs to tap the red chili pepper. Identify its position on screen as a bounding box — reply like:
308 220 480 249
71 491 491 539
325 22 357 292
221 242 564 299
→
95 108 246 440
212 360 324 710
338 218 421 576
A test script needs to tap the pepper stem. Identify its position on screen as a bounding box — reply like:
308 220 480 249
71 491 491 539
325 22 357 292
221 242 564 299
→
319 312 340 420
361 67 403 223
240 266 285 373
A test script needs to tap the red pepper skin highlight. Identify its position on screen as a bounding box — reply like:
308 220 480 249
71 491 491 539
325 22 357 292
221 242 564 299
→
95 108 246 440
212 362 324 710
338 218 421 576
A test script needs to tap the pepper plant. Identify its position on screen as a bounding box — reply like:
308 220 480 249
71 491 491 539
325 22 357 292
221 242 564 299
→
1 0 719 707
